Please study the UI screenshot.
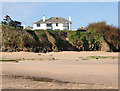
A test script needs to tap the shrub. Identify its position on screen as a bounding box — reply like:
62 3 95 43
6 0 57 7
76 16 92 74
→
86 21 120 51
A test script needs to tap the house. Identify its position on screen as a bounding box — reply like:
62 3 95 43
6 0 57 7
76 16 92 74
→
32 15 72 30
77 26 86 32
15 21 21 27
25 26 33 30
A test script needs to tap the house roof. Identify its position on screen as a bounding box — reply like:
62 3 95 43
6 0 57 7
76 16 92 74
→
34 17 72 24
77 27 86 32
25 26 33 30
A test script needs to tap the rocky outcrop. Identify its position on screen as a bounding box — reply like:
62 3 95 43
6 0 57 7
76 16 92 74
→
45 31 58 52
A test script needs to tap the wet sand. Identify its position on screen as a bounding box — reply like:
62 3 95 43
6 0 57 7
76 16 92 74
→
2 51 119 89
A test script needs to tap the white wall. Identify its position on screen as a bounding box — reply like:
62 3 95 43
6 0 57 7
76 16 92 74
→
33 23 47 30
69 23 71 30
63 27 69 30
33 23 71 30
52 23 63 30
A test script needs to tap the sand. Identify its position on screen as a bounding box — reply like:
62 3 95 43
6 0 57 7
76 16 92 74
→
1 51 119 89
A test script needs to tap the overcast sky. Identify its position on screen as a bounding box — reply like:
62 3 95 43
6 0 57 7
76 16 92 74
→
1 2 118 29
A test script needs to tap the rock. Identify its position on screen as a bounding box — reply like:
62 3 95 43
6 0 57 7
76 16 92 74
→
100 41 110 52
23 47 29 52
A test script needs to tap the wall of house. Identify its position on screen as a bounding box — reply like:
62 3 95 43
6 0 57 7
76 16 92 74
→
33 23 71 30
52 23 64 30
32 23 47 30
63 26 69 30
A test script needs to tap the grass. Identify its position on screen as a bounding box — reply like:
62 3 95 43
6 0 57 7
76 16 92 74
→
20 57 56 61
0 59 18 62
1 57 56 62
78 56 119 60
79 57 84 59
79 57 89 60
3 74 76 84
86 56 119 59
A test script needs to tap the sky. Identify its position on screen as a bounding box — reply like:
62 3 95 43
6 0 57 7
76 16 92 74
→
1 2 118 29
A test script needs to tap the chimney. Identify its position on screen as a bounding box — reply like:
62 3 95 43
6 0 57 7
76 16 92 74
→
69 16 71 21
23 24 25 29
80 26 83 29
43 15 45 22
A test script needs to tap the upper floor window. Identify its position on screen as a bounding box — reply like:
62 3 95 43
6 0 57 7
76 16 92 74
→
37 23 40 27
56 23 58 26
47 23 52 27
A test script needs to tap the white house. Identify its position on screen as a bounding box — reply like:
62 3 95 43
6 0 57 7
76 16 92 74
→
32 15 72 30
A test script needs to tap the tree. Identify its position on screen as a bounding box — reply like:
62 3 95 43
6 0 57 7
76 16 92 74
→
1 15 12 26
1 15 22 29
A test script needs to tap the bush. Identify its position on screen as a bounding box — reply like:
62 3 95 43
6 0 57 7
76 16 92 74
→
86 21 120 51
68 30 101 51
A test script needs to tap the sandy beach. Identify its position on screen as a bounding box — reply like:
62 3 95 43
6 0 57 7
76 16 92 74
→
2 51 118 89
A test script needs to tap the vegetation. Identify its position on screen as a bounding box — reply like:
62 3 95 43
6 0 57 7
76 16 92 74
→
68 30 102 51
78 56 119 60
1 57 56 62
0 59 18 62
1 15 23 29
86 21 120 52
1 20 120 52
86 56 119 59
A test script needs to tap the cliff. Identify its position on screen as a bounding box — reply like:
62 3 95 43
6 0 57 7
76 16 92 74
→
2 25 118 52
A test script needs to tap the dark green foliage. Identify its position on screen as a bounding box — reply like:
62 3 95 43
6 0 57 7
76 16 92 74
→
1 15 23 29
68 30 101 51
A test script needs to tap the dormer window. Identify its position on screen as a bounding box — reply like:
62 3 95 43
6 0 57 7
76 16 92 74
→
37 23 40 27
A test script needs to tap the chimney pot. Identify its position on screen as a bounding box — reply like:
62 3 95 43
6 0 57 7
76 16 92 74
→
23 24 25 29
69 16 71 21
43 15 45 22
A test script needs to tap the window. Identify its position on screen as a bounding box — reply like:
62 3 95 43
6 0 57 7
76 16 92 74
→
56 18 58 19
47 23 52 27
37 23 40 27
63 23 69 27
56 23 58 26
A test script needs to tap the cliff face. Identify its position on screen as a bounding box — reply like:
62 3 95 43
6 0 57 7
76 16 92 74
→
2 26 118 52
2 28 76 52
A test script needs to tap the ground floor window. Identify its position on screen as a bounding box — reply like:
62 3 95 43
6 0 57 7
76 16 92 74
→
56 23 58 26
37 23 40 27
47 23 52 27
63 23 69 27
